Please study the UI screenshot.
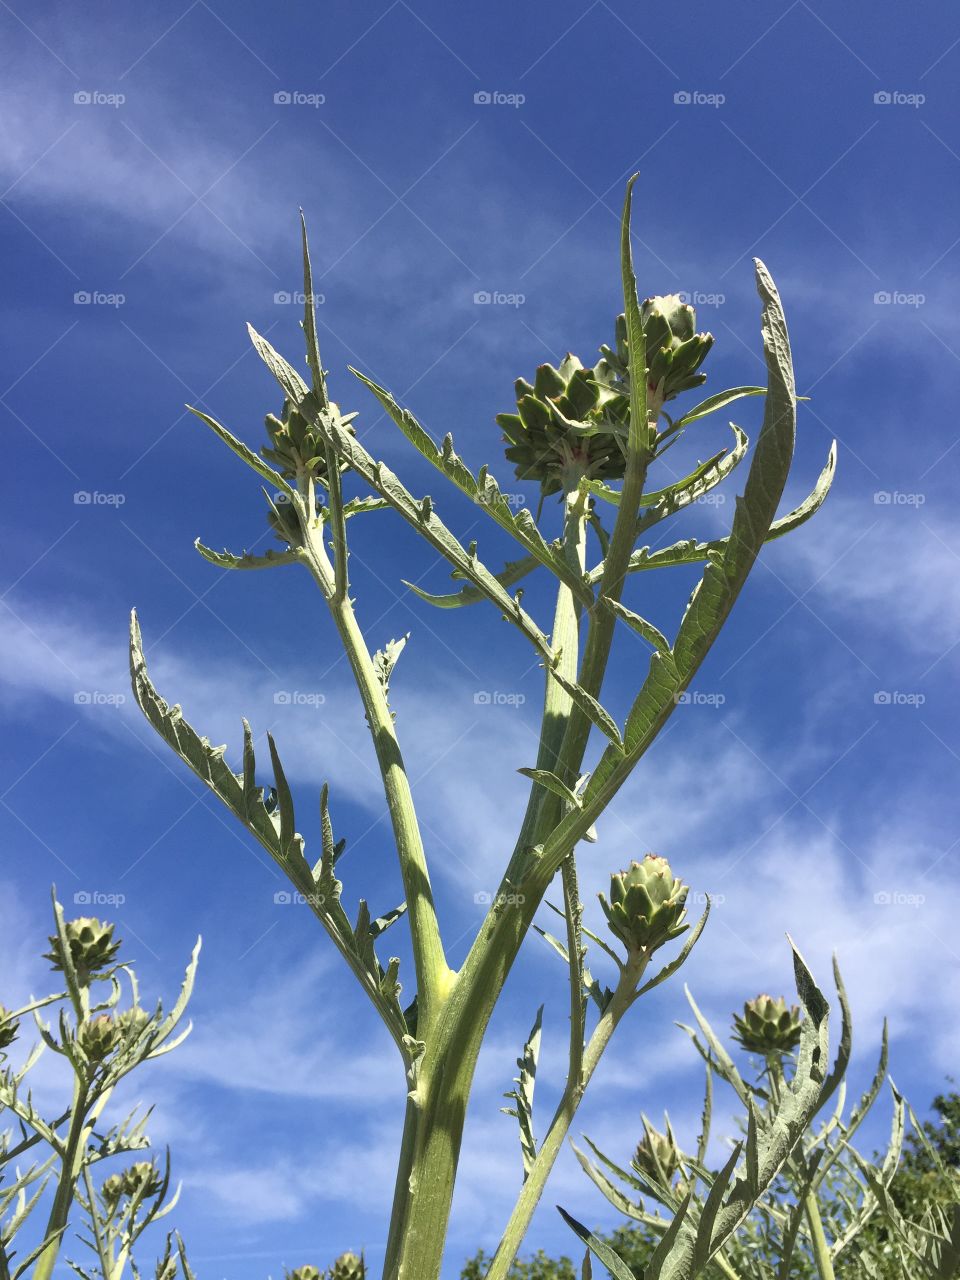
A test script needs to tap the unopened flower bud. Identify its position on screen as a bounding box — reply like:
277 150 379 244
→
286 1268 322 1280
599 855 689 956
732 994 802 1055
329 1254 364 1280
78 1014 120 1062
120 1161 162 1199
0 1005 19 1050
116 1006 150 1040
633 1118 681 1185
45 917 120 985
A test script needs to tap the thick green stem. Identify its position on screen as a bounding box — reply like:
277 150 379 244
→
387 495 588 1280
331 598 452 1028
32 1078 89 1280
804 1190 836 1280
484 956 646 1280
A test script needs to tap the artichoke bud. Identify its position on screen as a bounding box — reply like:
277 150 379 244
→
45 917 121 985
732 994 803 1055
598 855 689 957
496 354 629 497
0 1005 19 1050
286 1269 321 1280
78 1014 120 1062
329 1254 365 1280
598 298 713 403
120 1161 162 1199
116 1006 150 1040
101 1173 125 1205
633 1118 681 1185
261 398 355 484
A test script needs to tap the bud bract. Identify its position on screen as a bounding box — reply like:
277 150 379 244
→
0 1005 19 1050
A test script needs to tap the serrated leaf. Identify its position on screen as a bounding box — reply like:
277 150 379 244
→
186 405 294 497
547 666 623 751
557 1207 639 1280
501 1005 543 1181
194 539 297 571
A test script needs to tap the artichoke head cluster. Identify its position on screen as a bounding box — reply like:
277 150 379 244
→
498 295 713 497
45 917 120 986
102 1161 162 1206
732 994 803 1055
599 855 689 957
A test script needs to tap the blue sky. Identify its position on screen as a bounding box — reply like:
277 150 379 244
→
2 2 960 1276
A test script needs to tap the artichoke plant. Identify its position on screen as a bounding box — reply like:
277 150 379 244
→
1 895 197 1280
633 1117 681 1185
732 993 803 1055
127 179 844 1280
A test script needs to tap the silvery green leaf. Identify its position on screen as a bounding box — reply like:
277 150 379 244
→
557 1207 641 1280
619 175 650 455
299 213 327 405
405 555 538 609
194 540 297 571
546 667 624 752
186 405 295 498
635 901 710 997
517 768 581 809
667 385 766 433
601 596 671 654
501 1005 543 1181
247 323 312 408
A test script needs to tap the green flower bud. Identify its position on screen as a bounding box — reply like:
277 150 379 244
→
328 1254 364 1280
496 353 629 498
598 855 689 956
116 1006 150 1041
0 1005 19 1050
598 297 714 404
78 1014 120 1062
45 917 120 985
633 1118 681 1185
101 1173 125 1206
287 1269 321 1280
120 1161 163 1199
732 994 803 1056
